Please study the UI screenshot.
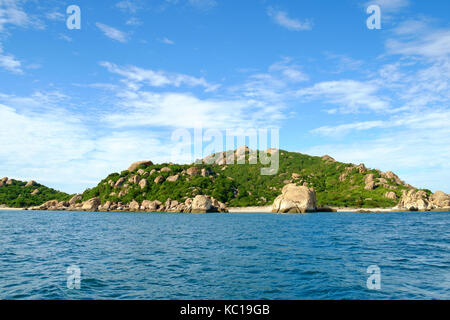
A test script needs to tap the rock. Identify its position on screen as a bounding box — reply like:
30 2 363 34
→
69 194 82 205
129 200 140 211
339 173 347 182
39 200 59 210
429 191 450 208
139 179 148 189
166 174 180 182
364 181 376 190
186 167 201 176
99 201 111 211
141 200 161 211
384 192 397 200
82 198 101 211
322 155 336 162
364 174 374 184
160 167 171 173
137 169 145 175
6 179 13 185
128 160 153 172
382 171 403 185
114 177 126 188
129 175 140 184
150 169 156 175
25 180 37 187
272 184 317 213
154 176 164 184
31 189 40 195
355 164 366 174
292 173 301 179
396 189 430 210
118 189 128 197
1 177 8 183
201 168 213 177
191 195 213 213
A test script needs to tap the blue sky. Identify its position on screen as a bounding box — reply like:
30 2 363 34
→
0 0 449 193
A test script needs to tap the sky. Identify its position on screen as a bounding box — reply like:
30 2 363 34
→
0 0 449 194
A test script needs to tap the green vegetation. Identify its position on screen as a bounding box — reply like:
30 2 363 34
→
0 179 70 208
81 150 413 208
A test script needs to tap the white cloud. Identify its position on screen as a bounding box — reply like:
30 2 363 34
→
0 0 29 32
0 45 22 73
267 7 312 31
100 61 219 92
46 11 65 22
115 0 140 14
96 22 128 43
297 80 390 113
386 30 450 59
160 37 175 45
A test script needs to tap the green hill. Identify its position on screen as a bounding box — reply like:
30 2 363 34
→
80 148 423 208
0 178 70 208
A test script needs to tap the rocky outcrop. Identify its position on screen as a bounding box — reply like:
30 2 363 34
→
139 179 148 189
186 167 201 176
69 194 82 205
384 192 397 200
25 180 37 187
128 160 153 172
82 198 101 211
272 184 317 213
396 189 450 211
321 155 335 162
154 176 164 184
31 189 40 195
430 191 450 208
166 174 179 182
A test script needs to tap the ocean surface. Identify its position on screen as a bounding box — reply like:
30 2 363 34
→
0 210 449 300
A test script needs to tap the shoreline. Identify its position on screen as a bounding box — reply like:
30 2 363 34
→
1 206 449 213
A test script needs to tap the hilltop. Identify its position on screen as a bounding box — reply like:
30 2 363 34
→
0 177 70 208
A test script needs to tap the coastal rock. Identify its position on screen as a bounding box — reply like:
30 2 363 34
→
31 189 40 195
6 179 14 185
272 184 317 213
191 195 213 213
429 191 450 208
69 194 82 205
141 200 161 211
129 200 140 211
128 161 153 172
82 198 101 211
160 167 171 173
396 189 429 211
137 169 145 175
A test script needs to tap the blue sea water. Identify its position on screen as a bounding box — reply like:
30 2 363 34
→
0 210 449 300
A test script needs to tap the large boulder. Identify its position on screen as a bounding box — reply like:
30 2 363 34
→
129 200 140 211
166 174 180 182
186 167 201 176
69 194 82 205
272 184 317 213
139 179 148 189
114 177 126 188
396 189 429 210
429 191 450 209
191 195 215 213
128 161 153 172
82 198 101 211
25 180 37 187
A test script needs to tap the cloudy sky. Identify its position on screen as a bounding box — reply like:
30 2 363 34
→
0 0 449 193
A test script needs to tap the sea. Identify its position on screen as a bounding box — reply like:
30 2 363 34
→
0 210 449 300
